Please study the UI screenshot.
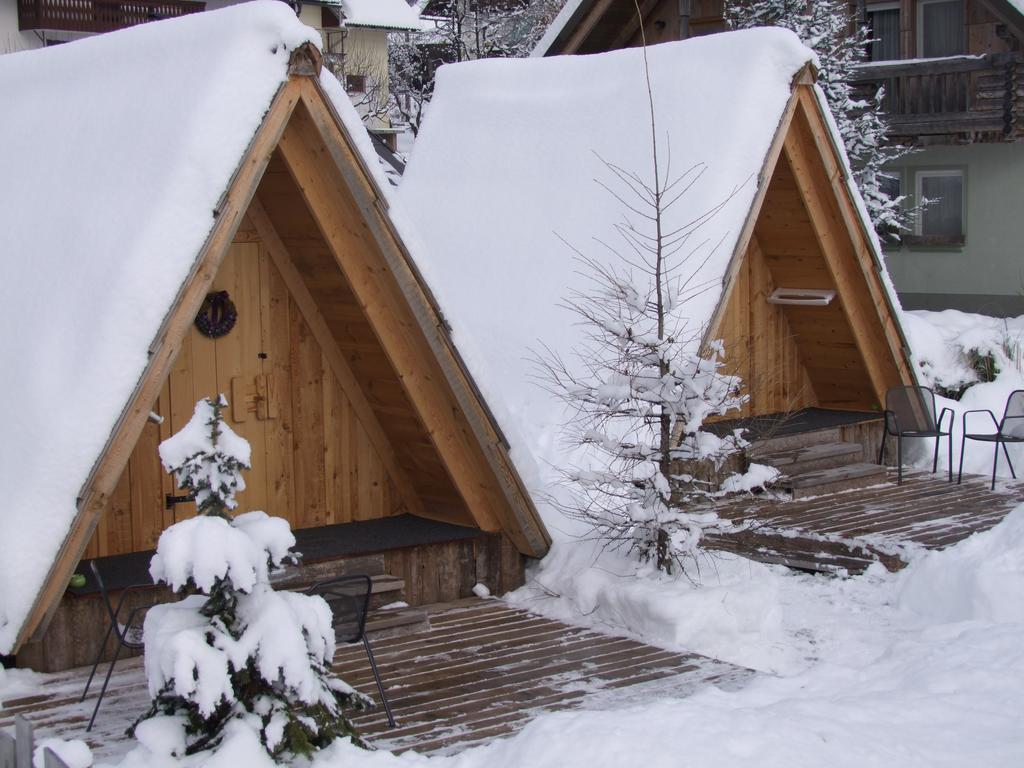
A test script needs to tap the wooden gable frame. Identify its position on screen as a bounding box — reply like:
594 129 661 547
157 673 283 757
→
16 45 549 653
704 65 917 415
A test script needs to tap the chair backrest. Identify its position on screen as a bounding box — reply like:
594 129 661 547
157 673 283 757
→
886 385 937 432
305 575 372 644
1003 390 1024 438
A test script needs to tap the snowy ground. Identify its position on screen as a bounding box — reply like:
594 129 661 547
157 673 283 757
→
5 310 1024 767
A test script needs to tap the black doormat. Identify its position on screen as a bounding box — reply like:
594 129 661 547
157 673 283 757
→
703 407 882 441
71 515 485 596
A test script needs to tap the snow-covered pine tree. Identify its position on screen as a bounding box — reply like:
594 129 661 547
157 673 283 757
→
536 29 763 576
388 0 565 135
133 396 368 760
728 0 910 237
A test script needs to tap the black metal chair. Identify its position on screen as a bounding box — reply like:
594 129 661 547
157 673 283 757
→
81 561 155 732
879 385 953 485
958 389 1024 491
305 575 396 727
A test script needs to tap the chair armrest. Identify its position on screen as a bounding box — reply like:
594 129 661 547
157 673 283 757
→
999 414 1024 437
962 409 1000 435
937 407 954 433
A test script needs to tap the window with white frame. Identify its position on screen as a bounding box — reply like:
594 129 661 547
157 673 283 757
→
866 3 900 61
918 0 965 58
916 169 964 241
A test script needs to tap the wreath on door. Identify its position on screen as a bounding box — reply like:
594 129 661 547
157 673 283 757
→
195 291 237 339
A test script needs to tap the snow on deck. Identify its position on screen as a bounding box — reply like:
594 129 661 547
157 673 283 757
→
705 470 1024 574
0 600 751 760
399 28 816 531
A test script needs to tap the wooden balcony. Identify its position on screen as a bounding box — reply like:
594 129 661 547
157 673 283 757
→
853 52 1024 143
18 0 205 35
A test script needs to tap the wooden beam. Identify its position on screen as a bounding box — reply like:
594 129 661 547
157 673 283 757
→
292 79 549 558
704 80 803 356
781 104 897 409
247 196 428 521
274 99 535 551
792 87 916 389
17 81 302 651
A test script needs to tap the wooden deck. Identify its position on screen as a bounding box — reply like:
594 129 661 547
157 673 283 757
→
705 470 1024 574
0 600 752 760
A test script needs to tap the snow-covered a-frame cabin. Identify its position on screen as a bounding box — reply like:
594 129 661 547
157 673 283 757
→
400 29 917 470
0 3 549 671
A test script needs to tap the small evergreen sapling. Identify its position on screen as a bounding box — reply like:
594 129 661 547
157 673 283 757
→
134 396 368 760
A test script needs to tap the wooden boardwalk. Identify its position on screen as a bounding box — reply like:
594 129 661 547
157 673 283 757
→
0 600 751 760
705 470 1024 574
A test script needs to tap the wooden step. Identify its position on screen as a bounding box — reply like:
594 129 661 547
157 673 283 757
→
366 606 430 639
747 427 843 457
753 441 864 476
780 463 889 499
369 575 406 610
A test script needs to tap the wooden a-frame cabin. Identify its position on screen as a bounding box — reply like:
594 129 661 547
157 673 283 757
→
0 5 548 671
401 28 918 467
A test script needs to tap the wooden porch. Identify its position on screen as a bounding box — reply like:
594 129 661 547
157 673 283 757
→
0 600 751 760
705 469 1024 575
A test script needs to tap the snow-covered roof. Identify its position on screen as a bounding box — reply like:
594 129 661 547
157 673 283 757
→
399 28 817 528
0 1 349 654
340 0 423 30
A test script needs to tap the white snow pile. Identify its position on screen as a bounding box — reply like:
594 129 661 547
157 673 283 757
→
899 501 1024 624
340 0 423 30
900 310 1024 478
0 0 319 654
399 28 817 534
32 738 93 768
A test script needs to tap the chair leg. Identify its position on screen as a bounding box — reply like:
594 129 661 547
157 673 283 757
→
932 434 940 475
81 621 115 701
991 442 1000 491
957 434 967 485
878 433 886 466
897 435 903 485
362 635 395 728
87 639 123 732
1002 441 1017 480
947 433 953 483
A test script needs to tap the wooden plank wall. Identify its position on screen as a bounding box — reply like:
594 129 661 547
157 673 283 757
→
82 220 402 558
712 236 818 418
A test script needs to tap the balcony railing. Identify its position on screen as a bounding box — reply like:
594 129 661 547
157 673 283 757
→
852 52 1024 141
18 0 205 35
